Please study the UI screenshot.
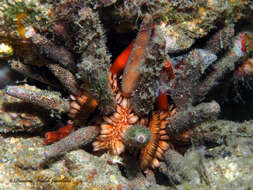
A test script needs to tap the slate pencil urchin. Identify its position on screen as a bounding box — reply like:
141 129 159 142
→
0 0 252 183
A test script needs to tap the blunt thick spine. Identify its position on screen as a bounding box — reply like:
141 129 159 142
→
44 126 99 159
47 64 80 95
121 13 153 97
6 85 70 113
167 101 220 134
25 26 75 71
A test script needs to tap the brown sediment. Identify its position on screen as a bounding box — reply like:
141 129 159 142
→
158 149 186 184
121 14 153 97
6 85 70 113
44 126 99 159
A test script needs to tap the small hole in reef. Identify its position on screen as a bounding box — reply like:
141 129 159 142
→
106 28 137 62
154 169 171 186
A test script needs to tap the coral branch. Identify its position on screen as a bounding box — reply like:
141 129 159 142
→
204 24 235 54
158 149 189 184
44 126 99 158
122 14 153 97
6 85 69 113
167 101 220 134
193 34 246 103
